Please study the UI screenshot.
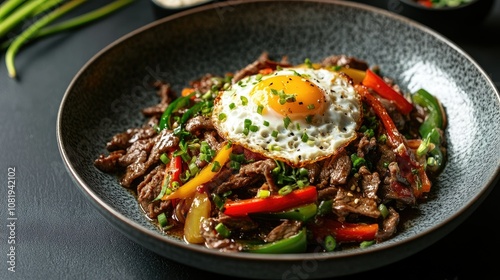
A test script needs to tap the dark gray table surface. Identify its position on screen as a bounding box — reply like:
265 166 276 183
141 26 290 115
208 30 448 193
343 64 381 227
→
1 1 499 279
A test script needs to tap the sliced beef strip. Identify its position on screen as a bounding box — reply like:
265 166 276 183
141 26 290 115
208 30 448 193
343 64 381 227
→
142 81 176 117
317 185 338 201
320 55 369 71
217 213 259 232
317 151 351 189
94 150 125 173
376 207 400 241
332 187 380 220
304 162 321 185
265 220 302 243
358 166 380 201
213 159 278 194
201 218 242 252
136 164 171 219
232 52 292 83
120 129 179 188
379 162 416 206
185 115 215 134
357 135 377 158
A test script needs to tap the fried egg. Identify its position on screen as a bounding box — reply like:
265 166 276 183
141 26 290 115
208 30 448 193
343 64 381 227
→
211 66 362 167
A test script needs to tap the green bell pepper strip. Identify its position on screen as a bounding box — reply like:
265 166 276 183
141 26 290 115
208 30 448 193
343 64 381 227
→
250 203 318 222
243 228 307 254
411 88 445 138
412 89 446 172
158 92 196 131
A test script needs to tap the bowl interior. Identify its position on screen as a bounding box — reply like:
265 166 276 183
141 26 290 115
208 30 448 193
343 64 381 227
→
57 0 500 278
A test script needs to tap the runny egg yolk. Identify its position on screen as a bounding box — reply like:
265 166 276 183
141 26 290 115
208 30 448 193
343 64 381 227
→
251 75 327 120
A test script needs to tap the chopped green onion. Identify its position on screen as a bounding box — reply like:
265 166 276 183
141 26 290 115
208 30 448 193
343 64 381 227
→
211 193 225 210
249 125 259 132
271 130 279 138
278 185 293 195
240 96 248 105
283 116 291 129
211 161 221 172
218 113 227 121
157 212 168 228
307 104 315 110
229 103 236 110
160 153 170 164
378 203 389 219
324 235 336 252
257 104 264 115
360 240 376 248
215 223 231 238
304 58 313 68
256 189 271 198
301 133 309 142
263 120 270 127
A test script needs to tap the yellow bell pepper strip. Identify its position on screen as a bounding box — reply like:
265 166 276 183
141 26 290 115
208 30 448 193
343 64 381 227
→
223 186 318 217
162 142 233 200
184 191 211 244
310 218 379 243
356 85 431 197
250 203 318 222
362 69 413 114
243 228 307 254
338 67 366 85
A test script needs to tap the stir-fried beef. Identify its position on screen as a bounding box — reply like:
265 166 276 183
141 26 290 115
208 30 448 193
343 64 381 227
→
333 187 381 220
185 115 215 133
376 207 400 241
320 54 369 70
265 220 302 242
93 52 445 253
212 159 278 194
232 52 292 83
201 218 242 252
317 150 351 189
120 129 179 187
137 165 170 218
142 81 176 117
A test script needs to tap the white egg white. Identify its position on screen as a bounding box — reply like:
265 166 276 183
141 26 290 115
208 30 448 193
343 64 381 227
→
211 67 362 167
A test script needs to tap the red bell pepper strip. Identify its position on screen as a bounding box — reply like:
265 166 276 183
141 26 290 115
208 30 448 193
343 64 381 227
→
362 69 413 114
310 218 379 243
153 154 183 202
356 85 431 197
168 155 182 186
356 85 404 149
223 186 318 217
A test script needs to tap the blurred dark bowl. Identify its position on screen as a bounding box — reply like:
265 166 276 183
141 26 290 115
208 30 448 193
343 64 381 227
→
397 0 495 36
150 0 219 18
354 0 495 37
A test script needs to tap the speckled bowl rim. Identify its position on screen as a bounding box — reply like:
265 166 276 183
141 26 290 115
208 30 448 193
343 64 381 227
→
57 0 500 278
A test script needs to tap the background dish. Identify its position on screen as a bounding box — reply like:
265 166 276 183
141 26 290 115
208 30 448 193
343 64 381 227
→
57 0 500 278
